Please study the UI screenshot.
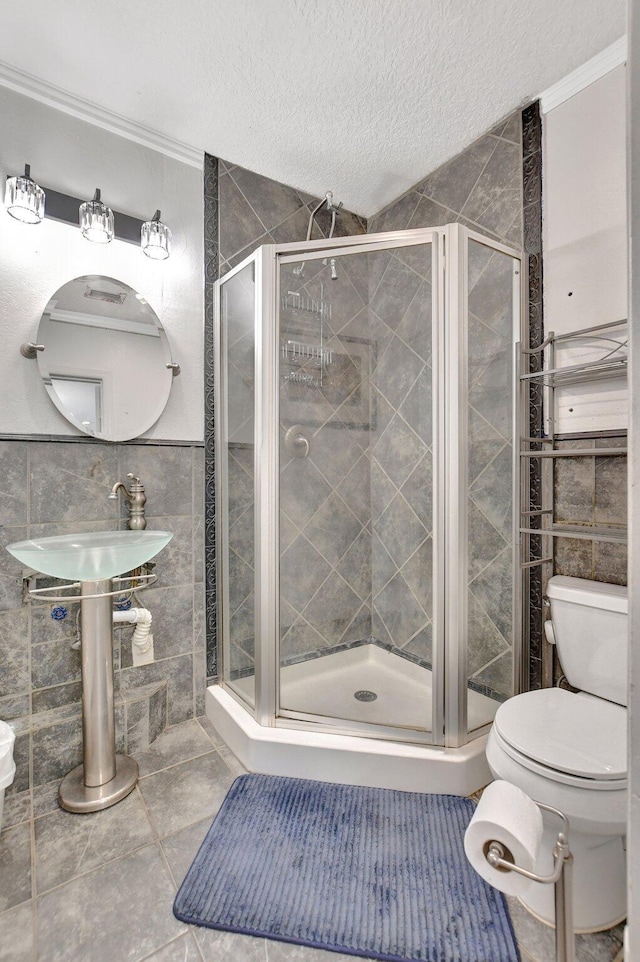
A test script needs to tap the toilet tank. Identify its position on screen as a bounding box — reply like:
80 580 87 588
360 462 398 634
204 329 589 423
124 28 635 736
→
546 575 628 706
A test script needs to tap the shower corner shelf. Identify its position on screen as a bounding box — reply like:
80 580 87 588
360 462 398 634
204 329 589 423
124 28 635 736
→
519 318 629 572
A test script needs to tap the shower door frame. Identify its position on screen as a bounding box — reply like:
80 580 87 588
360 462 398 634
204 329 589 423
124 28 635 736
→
274 231 444 745
444 226 526 746
214 224 525 750
213 250 275 716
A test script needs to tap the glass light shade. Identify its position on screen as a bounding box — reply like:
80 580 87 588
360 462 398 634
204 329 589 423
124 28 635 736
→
5 167 45 224
79 190 114 244
141 214 171 260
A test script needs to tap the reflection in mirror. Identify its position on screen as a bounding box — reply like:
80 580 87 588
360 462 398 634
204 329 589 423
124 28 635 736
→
36 275 173 441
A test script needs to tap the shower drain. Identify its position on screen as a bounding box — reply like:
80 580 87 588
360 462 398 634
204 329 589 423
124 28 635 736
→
354 690 377 702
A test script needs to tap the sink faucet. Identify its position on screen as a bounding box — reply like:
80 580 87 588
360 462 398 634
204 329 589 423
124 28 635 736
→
109 474 147 530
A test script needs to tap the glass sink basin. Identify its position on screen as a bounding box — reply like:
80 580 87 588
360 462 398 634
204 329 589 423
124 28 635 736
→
6 530 173 582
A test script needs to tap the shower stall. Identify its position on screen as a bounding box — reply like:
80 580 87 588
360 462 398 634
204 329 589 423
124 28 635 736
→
208 224 525 795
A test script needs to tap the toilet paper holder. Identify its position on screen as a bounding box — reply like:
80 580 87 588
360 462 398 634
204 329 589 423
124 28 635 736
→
484 801 574 962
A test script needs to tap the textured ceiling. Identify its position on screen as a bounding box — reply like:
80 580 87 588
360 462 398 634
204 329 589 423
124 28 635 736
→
0 0 626 216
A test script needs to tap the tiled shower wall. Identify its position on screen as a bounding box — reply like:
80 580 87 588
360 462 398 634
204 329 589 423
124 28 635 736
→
218 160 366 275
465 244 517 697
366 109 523 696
0 439 204 796
208 114 525 695
278 257 373 667
368 248 434 667
367 112 523 244
214 159 367 679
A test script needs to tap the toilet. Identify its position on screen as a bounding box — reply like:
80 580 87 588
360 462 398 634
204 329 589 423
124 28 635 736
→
486 575 627 933
0 719 16 832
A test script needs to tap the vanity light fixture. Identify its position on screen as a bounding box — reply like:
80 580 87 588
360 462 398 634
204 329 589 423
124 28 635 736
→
5 164 45 224
79 188 114 244
141 209 171 260
6 174 170 260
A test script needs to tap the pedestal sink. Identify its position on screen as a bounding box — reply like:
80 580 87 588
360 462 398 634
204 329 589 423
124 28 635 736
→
6 530 172 813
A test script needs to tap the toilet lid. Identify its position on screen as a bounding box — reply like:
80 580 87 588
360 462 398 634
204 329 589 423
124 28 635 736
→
493 688 627 780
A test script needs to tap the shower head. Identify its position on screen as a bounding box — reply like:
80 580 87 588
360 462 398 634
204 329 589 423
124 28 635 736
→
294 190 343 280
324 192 344 217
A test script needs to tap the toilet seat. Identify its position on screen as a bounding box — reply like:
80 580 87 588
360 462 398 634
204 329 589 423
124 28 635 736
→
493 688 627 788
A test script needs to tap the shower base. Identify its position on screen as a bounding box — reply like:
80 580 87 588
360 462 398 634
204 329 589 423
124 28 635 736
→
207 645 494 796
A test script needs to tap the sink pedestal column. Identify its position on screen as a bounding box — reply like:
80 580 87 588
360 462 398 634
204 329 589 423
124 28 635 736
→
59 579 139 813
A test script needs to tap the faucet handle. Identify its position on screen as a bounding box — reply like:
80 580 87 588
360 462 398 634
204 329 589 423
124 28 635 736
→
126 473 142 485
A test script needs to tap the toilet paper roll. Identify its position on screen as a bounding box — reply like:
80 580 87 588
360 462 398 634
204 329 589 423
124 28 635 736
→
464 780 544 896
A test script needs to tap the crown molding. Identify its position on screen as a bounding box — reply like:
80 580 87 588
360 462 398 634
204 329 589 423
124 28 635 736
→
0 60 203 169
539 36 627 115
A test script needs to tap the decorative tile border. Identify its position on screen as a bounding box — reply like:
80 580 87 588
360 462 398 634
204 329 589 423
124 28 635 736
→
521 101 544 691
203 153 219 678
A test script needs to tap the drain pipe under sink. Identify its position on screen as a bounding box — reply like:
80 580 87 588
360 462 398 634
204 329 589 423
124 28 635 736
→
113 608 154 666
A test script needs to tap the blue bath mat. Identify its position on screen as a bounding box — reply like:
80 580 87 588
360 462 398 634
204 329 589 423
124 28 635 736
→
174 774 519 962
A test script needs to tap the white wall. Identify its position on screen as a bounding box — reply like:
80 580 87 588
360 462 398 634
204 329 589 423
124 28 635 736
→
544 64 627 332
543 65 628 434
545 46 634 949
0 85 203 441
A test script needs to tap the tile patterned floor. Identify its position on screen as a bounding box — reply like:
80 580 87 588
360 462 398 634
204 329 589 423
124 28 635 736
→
0 716 626 962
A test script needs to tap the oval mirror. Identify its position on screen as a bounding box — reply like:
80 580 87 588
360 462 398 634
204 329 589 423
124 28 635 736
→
36 275 174 441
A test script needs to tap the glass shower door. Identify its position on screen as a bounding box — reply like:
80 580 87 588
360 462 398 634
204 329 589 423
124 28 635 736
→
463 235 521 734
215 258 258 711
214 224 523 749
276 236 441 741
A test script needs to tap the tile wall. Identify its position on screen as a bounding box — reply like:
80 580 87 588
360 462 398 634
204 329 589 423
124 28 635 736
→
367 111 523 245
553 438 627 584
548 440 628 686
209 115 525 698
367 110 524 696
367 246 434 667
278 255 373 667
218 160 366 276
213 161 367 680
0 439 205 797
465 243 517 698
